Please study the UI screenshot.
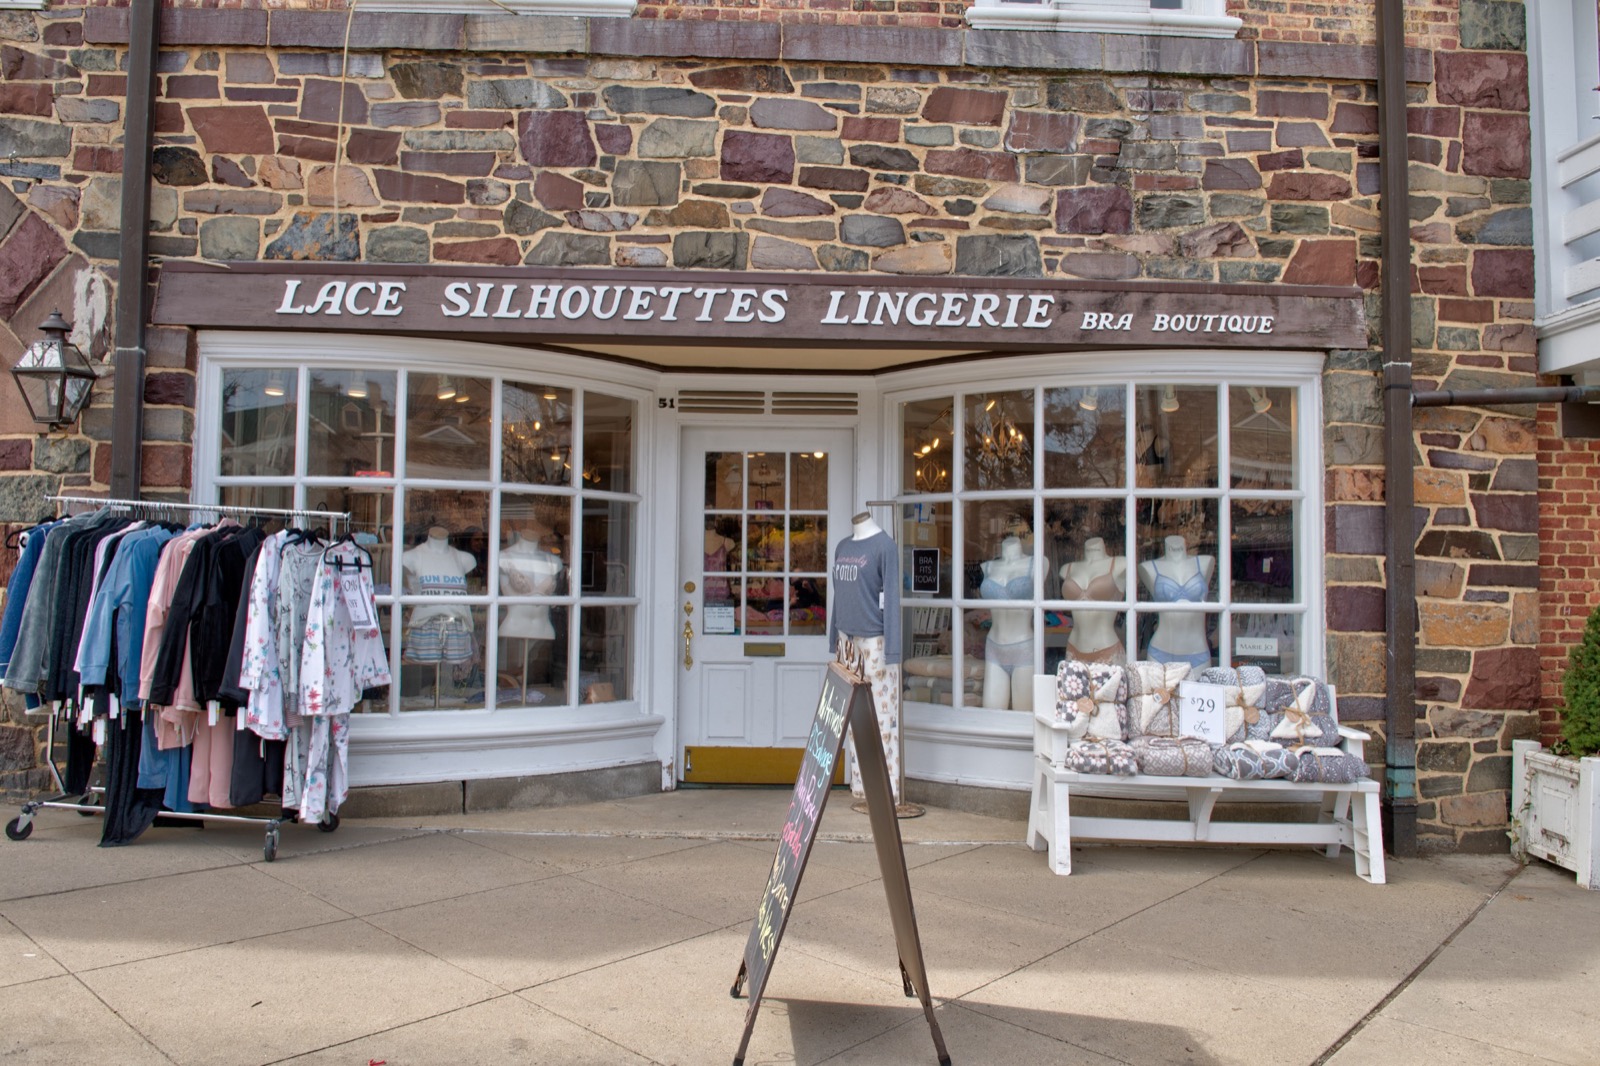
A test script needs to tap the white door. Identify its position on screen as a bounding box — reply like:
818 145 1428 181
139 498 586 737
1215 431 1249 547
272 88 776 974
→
678 427 854 783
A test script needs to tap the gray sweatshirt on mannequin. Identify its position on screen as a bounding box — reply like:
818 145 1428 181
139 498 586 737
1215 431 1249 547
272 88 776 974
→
828 530 902 664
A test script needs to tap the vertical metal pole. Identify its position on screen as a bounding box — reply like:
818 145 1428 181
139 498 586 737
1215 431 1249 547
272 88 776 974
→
1377 0 1418 856
109 0 159 500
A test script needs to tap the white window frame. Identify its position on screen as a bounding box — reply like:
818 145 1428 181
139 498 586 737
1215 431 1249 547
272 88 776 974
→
880 350 1324 791
967 0 1243 38
195 330 664 787
0 0 47 10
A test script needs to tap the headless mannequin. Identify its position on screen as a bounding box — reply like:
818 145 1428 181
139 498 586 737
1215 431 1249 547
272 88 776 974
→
851 511 882 540
1138 534 1215 668
979 535 1034 712
402 527 477 629
1061 536 1127 665
836 509 903 803
499 522 561 640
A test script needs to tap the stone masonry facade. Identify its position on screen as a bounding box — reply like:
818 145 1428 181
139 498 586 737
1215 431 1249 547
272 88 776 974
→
0 0 1538 850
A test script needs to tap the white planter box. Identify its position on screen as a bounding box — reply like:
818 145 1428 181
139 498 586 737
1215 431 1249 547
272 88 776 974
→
1511 740 1600 890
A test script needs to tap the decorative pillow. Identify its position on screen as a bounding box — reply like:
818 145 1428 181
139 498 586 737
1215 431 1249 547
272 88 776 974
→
1056 661 1127 741
1196 666 1267 744
1125 660 1190 737
1289 746 1370 784
1261 676 1340 747
1129 735 1213 777
1212 740 1299 780
1065 739 1138 776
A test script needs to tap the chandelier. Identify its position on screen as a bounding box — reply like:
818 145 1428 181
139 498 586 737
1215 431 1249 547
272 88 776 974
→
974 397 1028 464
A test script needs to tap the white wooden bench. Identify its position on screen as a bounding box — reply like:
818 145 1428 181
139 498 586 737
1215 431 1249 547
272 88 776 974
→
1025 674 1386 884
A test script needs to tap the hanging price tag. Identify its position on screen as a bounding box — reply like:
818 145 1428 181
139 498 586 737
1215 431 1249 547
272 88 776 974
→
1177 681 1229 745
339 572 377 629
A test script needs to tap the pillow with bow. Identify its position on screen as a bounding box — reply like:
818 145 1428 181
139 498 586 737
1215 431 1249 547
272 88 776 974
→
1064 738 1138 776
1196 665 1267 744
1289 746 1370 784
1129 735 1213 777
1212 739 1299 780
1125 660 1190 737
1056 661 1127 741
1254 676 1340 746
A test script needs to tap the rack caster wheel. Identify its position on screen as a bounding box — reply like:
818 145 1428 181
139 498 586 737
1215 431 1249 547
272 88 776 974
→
263 830 279 862
6 817 33 841
77 794 101 817
317 813 340 833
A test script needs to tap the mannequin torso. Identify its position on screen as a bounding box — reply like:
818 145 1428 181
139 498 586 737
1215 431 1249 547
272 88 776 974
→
402 530 477 628
499 535 562 640
1137 535 1214 667
1061 537 1126 661
978 535 1034 711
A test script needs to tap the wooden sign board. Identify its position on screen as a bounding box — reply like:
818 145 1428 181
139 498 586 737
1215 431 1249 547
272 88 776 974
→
152 261 1366 353
730 661 950 1065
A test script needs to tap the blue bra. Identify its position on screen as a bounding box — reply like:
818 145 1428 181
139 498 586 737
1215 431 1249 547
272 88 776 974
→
980 558 1033 600
1151 565 1208 602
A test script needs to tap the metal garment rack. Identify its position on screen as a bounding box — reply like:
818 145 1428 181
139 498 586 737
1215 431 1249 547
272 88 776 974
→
5 496 353 861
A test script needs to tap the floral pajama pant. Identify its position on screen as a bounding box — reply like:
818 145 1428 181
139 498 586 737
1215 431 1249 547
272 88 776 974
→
842 634 903 803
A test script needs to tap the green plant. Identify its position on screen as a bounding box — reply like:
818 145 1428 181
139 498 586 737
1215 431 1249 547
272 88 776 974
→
1560 604 1600 758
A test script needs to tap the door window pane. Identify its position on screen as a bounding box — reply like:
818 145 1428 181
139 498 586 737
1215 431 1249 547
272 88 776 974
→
1137 610 1218 673
220 368 296 476
581 499 633 596
1232 612 1302 675
1136 499 1219 604
791 451 829 510
399 604 485 711
1230 385 1297 490
310 486 393 592
218 484 295 527
789 515 827 573
965 389 1034 491
904 396 953 494
964 499 1036 600
308 369 396 477
503 382 574 487
747 453 785 510
1232 499 1296 604
746 578 785 636
789 577 826 636
402 489 489 595
706 451 743 509
584 392 634 492
407 373 491 480
580 605 632 702
499 618 569 709
1136 384 1218 489
1044 385 1125 489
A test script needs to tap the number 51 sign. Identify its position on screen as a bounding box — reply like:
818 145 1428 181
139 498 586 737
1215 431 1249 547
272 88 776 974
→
1177 681 1230 745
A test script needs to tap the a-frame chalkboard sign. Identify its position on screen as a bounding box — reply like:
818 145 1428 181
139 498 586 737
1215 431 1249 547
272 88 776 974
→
730 658 951 1066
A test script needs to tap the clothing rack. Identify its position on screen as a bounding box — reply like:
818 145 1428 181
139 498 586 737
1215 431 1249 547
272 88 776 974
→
46 494 351 531
5 497 357 861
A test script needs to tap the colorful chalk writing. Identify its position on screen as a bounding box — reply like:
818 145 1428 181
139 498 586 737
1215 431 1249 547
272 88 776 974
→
735 662 859 1013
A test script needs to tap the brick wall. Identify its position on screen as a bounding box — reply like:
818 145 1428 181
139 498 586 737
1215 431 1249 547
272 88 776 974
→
1536 404 1600 748
0 3 1540 850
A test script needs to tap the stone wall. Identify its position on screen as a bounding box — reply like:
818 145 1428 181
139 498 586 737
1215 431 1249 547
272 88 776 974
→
0 3 1540 849
57 0 1474 50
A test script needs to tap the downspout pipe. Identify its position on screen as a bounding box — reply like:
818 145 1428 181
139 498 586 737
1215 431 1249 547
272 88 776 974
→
1413 386 1600 407
1377 0 1417 858
108 0 159 500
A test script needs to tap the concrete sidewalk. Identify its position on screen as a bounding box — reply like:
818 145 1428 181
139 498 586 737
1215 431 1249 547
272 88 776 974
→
1 789 1595 1065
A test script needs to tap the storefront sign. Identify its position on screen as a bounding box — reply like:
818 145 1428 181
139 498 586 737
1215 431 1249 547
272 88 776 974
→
155 263 1366 351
